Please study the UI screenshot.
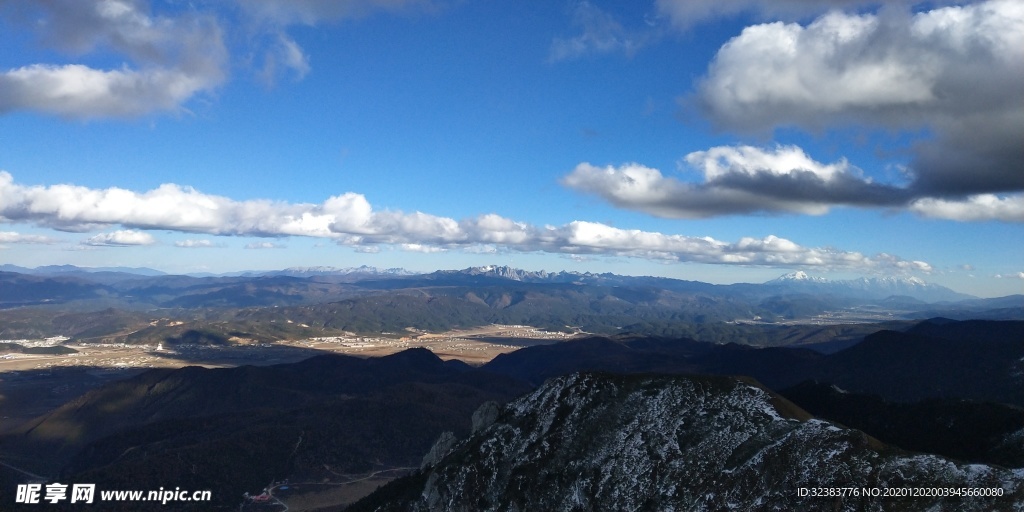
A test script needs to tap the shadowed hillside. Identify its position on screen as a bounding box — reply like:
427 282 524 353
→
0 350 530 509
351 373 1023 511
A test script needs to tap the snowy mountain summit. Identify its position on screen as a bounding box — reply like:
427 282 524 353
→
362 373 1022 511
765 272 973 303
768 271 828 283
457 265 596 283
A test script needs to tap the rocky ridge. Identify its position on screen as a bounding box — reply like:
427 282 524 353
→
359 372 1024 511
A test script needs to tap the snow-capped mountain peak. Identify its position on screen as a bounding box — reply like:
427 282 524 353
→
376 372 1022 511
764 272 973 302
768 271 828 283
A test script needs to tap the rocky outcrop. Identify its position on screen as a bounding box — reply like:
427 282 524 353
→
362 372 1024 511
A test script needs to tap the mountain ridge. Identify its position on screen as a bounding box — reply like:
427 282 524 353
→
354 372 1024 512
764 271 972 302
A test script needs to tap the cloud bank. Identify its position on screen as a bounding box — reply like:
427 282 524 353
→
562 144 1024 221
564 145 916 218
0 171 930 272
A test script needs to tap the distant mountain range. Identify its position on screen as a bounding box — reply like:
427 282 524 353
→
1 265 1019 343
0 264 166 276
250 265 417 278
0 263 979 301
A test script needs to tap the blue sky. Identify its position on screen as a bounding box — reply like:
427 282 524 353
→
0 0 1021 297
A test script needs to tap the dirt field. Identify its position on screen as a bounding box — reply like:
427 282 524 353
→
0 324 572 372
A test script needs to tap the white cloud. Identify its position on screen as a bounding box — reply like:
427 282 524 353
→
0 64 222 119
994 272 1024 279
175 239 219 248
0 0 226 119
565 254 595 263
695 1 1024 196
910 194 1024 222
463 214 533 245
871 253 933 274
399 243 447 253
687 145 846 182
0 231 57 244
0 170 350 236
561 3 1023 222
1 0 440 116
562 145 909 218
83 229 156 246
245 241 284 249
533 222 925 272
0 171 931 272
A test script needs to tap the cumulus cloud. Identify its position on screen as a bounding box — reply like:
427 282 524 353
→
695 1 1024 197
84 229 156 246
175 239 219 248
563 2 1023 222
0 231 57 244
549 1 651 62
0 0 227 118
0 171 930 272
0 64 223 118
563 145 910 218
